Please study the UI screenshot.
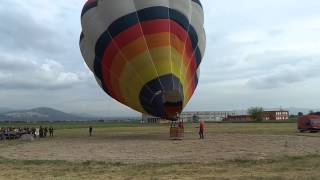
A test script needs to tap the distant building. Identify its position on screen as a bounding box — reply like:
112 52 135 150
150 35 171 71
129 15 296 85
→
141 111 237 123
225 115 253 121
142 110 290 123
180 111 237 122
141 114 169 124
263 110 289 120
225 110 289 121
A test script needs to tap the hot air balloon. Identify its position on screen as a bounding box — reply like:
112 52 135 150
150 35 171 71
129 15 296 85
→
80 0 206 120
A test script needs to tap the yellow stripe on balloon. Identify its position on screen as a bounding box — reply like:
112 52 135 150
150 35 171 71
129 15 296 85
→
150 47 191 101
110 33 195 111
118 50 154 112
119 46 191 111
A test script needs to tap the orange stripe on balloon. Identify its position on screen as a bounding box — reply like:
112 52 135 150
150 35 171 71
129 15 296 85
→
109 33 197 102
111 33 193 80
102 19 194 74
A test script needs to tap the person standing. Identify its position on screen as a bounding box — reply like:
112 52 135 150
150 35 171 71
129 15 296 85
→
35 128 39 138
89 126 93 136
49 127 54 137
44 127 48 137
31 127 36 138
39 126 43 138
198 120 205 139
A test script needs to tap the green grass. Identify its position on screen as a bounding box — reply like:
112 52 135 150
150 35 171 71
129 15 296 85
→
0 155 319 180
31 122 299 140
0 122 313 180
0 121 298 134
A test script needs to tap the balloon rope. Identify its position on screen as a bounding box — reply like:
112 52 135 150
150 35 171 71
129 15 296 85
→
178 0 194 94
132 2 166 93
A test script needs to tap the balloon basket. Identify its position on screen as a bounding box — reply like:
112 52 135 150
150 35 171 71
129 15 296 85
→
170 121 184 140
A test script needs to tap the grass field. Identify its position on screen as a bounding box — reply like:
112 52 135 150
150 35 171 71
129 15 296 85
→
1 122 320 179
1 155 320 180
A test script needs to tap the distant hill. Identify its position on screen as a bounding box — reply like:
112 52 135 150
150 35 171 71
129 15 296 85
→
287 107 320 115
0 107 84 122
0 107 15 114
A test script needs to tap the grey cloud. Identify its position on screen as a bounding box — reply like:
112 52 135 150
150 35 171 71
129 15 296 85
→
247 57 320 89
200 48 320 89
0 55 87 90
0 55 36 72
0 1 83 70
0 9 64 55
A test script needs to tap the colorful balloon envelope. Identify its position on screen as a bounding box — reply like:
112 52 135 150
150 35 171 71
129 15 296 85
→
80 0 206 120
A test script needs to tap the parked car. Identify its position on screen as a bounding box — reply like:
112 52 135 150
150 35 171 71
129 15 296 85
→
298 115 320 132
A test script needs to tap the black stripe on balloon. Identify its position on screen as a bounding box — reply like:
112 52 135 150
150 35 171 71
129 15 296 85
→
192 0 203 8
194 73 199 87
79 32 84 43
92 33 113 95
195 47 202 67
101 83 111 96
94 6 202 67
137 7 202 66
95 31 112 72
93 59 111 96
81 1 97 17
139 74 184 119
96 6 201 61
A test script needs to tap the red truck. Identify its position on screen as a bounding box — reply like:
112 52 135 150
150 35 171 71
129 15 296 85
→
298 115 320 132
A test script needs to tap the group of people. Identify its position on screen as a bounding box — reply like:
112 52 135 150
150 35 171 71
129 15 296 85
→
37 126 55 138
1 122 204 140
0 126 54 140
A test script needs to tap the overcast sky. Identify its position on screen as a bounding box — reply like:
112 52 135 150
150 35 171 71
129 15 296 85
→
0 0 319 116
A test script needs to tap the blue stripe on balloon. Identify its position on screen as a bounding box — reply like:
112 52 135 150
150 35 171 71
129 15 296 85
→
139 74 184 119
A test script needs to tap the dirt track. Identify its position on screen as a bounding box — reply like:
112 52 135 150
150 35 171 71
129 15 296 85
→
1 132 320 163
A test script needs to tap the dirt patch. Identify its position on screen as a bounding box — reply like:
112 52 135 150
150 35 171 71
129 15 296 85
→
1 132 320 163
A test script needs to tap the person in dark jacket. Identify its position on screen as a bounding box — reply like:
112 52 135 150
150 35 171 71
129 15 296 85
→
89 126 93 136
49 127 54 137
32 127 36 138
44 127 48 137
39 126 43 138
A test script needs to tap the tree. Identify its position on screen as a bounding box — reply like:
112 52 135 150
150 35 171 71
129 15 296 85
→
314 112 320 116
248 107 264 122
298 112 304 117
309 110 315 115
192 115 199 123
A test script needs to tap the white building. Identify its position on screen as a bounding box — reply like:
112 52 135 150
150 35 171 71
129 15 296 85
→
141 114 169 124
141 111 237 123
180 111 237 122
